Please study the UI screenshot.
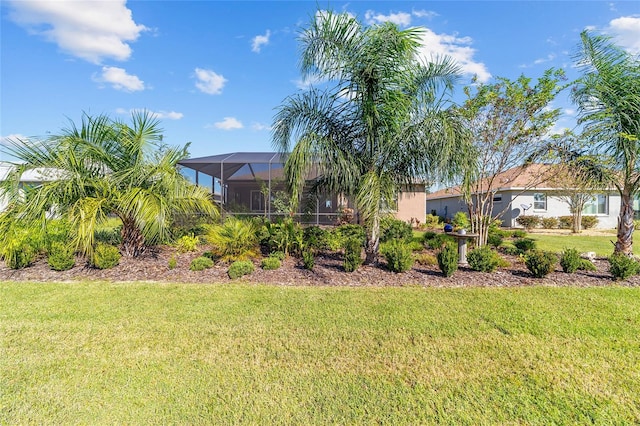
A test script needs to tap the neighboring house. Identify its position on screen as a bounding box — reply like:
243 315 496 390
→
178 152 426 225
426 164 640 229
0 163 56 211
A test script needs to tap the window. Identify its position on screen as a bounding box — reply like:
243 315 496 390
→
493 193 502 203
533 193 546 211
583 194 607 215
250 190 265 212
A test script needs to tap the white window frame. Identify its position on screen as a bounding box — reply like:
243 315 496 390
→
533 193 547 211
583 194 608 215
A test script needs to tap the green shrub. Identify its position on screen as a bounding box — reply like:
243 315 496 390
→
5 243 37 269
269 251 286 261
414 252 438 266
581 216 599 229
502 245 522 256
44 219 73 247
608 253 640 281
558 216 573 229
437 243 458 277
579 259 597 272
380 217 413 243
228 260 255 279
424 214 442 229
343 237 363 272
261 257 281 270
168 254 177 270
303 226 328 251
515 215 540 230
559 248 581 273
452 212 470 230
302 250 315 270
467 246 502 273
513 238 536 252
381 240 414 273
262 218 303 257
190 256 214 271
525 250 557 278
511 229 527 238
91 243 121 269
175 233 200 253
0 221 42 269
541 217 559 229
47 242 75 271
202 251 220 262
207 217 260 261
94 225 123 246
487 232 504 248
424 232 455 249
335 224 366 246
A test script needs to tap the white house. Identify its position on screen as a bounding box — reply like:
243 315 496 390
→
426 164 640 229
0 163 58 211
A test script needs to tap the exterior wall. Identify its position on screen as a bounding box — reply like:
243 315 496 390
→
395 185 426 223
427 189 623 229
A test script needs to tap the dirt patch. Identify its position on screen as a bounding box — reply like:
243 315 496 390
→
1 245 637 288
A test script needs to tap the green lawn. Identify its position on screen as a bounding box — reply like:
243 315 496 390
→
530 230 640 257
2 282 639 424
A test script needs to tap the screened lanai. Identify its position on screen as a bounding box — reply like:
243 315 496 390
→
177 152 344 224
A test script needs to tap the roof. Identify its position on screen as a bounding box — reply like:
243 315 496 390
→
178 152 286 181
426 164 558 200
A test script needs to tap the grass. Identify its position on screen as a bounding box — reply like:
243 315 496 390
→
530 230 640 257
2 282 640 424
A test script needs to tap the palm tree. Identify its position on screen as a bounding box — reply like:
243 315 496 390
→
272 10 470 263
572 31 640 255
0 111 217 258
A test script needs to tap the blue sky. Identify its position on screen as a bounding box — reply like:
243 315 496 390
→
1 1 639 161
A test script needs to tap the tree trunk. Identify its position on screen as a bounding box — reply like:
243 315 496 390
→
364 216 380 265
573 210 582 234
120 218 146 257
615 192 635 256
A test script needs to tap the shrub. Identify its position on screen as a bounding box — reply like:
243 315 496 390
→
408 240 424 252
94 225 123 246
541 217 559 229
381 240 414 273
268 251 286 261
581 216 599 229
303 226 328 251
262 218 303 257
515 215 540 230
202 251 220 262
423 214 442 229
424 232 455 249
168 254 177 270
261 257 281 270
452 212 470 230
559 248 582 273
91 243 121 269
380 217 413 243
467 246 502 273
302 250 315 270
207 216 260 261
44 219 73 247
437 243 458 277
190 256 214 271
579 259 597 272
414 252 438 266
335 224 366 246
0 221 42 269
558 216 573 229
228 260 255 279
343 237 363 272
525 250 557 278
47 242 75 271
487 232 504 248
511 229 527 238
513 238 536 252
608 253 640 281
502 245 522 256
175 233 200 253
5 242 37 270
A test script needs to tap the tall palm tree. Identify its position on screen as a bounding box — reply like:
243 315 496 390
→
272 10 470 263
572 31 640 255
0 111 217 258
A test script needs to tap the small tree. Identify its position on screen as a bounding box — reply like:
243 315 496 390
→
459 69 565 246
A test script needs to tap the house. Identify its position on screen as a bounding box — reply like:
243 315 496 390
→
0 163 57 211
426 164 640 229
177 152 426 225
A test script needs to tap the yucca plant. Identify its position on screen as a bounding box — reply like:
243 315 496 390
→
206 216 260 262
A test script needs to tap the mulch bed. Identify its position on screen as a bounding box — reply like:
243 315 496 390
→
1 246 638 287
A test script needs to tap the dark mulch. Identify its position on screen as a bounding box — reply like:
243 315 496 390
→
1 245 638 287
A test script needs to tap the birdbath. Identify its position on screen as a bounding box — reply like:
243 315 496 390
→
446 229 479 266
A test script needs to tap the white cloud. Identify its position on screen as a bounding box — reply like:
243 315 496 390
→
252 30 271 53
412 9 438 19
116 108 183 120
93 66 144 92
252 122 271 131
417 28 491 83
534 53 557 65
292 74 328 90
0 134 28 145
563 108 576 116
7 0 146 64
607 16 640 54
212 117 243 130
194 68 227 95
365 10 412 27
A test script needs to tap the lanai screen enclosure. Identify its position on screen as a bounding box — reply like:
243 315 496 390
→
178 152 341 224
